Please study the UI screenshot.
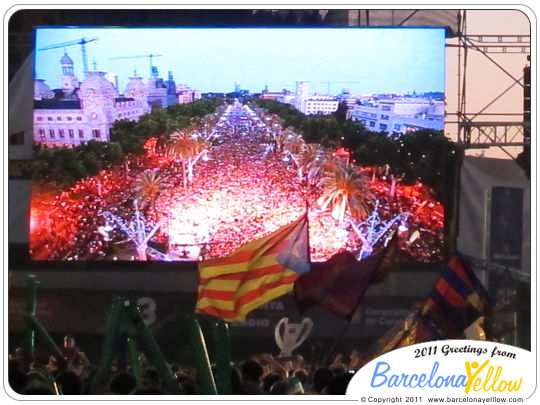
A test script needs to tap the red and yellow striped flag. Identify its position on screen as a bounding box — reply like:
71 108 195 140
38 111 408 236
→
195 214 310 322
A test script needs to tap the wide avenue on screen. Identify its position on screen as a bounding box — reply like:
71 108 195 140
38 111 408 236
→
30 26 446 263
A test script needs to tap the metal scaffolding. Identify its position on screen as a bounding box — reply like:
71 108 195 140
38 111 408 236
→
453 11 530 153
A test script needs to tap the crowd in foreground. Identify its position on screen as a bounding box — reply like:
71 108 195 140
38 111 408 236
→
9 335 360 395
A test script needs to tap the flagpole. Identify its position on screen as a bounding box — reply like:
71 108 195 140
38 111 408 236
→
304 192 311 264
323 235 399 365
323 316 355 366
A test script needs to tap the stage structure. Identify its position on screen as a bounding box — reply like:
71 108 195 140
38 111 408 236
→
451 11 530 151
7 8 532 352
450 10 530 350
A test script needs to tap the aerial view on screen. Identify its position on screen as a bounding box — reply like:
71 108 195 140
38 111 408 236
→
30 27 450 262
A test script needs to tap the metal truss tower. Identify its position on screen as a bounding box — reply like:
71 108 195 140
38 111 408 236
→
452 10 531 155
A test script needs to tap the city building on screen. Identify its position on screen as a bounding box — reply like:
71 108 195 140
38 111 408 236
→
176 83 202 104
33 52 200 148
259 82 444 134
260 81 340 115
293 81 340 115
347 96 444 134
260 85 292 101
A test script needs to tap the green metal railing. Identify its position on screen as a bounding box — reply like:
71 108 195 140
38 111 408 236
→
23 276 233 396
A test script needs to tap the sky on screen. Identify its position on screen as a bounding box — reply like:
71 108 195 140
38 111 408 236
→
35 27 445 95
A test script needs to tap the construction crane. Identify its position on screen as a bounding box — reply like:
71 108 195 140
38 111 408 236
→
38 37 98 77
320 81 362 95
108 54 163 77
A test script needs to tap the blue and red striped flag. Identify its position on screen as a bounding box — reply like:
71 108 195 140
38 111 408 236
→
374 252 491 353
195 214 309 322
419 252 491 340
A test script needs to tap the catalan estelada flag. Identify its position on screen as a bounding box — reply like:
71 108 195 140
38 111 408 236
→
195 214 310 322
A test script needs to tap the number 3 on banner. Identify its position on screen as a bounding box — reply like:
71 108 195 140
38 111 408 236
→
137 297 157 326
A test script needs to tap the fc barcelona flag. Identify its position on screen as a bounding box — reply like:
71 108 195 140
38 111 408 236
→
369 252 491 357
419 252 491 340
293 232 399 320
195 214 310 322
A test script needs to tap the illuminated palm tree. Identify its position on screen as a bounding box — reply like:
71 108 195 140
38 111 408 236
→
166 131 194 188
186 137 209 181
282 131 305 177
292 142 322 182
317 163 374 223
272 129 291 152
264 115 284 148
134 169 168 215
283 132 305 155
306 153 340 186
166 131 209 188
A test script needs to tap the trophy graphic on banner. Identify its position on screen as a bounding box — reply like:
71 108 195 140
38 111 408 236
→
274 317 313 357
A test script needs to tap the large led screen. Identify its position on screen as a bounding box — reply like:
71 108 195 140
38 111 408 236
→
30 27 447 262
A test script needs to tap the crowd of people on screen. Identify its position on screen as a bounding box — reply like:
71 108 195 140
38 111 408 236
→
30 103 444 263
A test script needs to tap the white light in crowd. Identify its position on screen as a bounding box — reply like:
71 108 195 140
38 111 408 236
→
398 220 409 232
408 230 421 244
